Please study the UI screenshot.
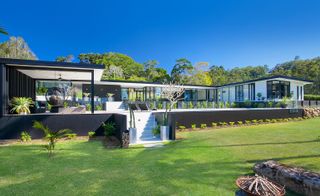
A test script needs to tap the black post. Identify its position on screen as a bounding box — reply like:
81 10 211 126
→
0 64 3 117
91 71 94 114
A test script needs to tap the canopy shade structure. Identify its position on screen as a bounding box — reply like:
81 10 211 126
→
0 58 105 115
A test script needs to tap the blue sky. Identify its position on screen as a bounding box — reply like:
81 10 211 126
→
1 0 320 72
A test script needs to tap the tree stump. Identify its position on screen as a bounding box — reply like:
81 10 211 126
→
253 160 320 196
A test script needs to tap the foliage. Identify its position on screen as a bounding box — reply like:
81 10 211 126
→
178 125 186 130
143 60 170 82
267 101 274 108
88 131 95 138
36 87 48 96
63 101 68 108
257 103 265 108
152 125 160 136
157 102 163 109
102 122 116 137
56 55 74 62
95 104 103 111
32 121 72 156
78 52 144 80
245 120 251 124
66 133 77 140
10 97 34 114
191 124 196 129
243 100 251 108
200 124 207 129
211 122 217 127
219 122 227 126
85 104 91 111
229 122 235 126
237 121 243 125
0 36 37 59
251 119 258 124
20 131 31 142
171 58 193 83
304 94 320 100
0 26 8 35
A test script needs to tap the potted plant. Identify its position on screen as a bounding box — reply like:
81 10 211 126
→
10 97 34 115
107 93 114 102
129 108 137 144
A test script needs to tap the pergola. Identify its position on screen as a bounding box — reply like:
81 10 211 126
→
0 58 104 116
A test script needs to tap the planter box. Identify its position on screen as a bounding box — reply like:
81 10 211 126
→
160 126 169 140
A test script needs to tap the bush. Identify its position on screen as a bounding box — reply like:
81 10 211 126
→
178 125 186 130
231 102 237 108
237 121 243 125
275 102 282 108
219 122 227 126
251 119 258 124
20 131 31 142
229 122 235 126
267 101 274 108
264 119 271 123
271 119 277 123
152 125 160 136
86 104 91 111
200 124 207 129
191 124 196 129
211 122 217 127
244 100 251 108
95 104 103 111
245 120 251 124
257 103 265 108
258 119 264 124
157 102 163 109
189 102 194 109
66 133 77 140
88 131 95 138
102 122 116 137
283 118 289 122
63 101 68 108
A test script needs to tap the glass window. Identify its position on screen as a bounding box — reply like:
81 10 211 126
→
235 85 244 101
267 80 290 99
121 88 128 100
197 90 206 101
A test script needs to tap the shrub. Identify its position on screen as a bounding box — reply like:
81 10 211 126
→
63 101 68 108
214 103 219 108
152 125 160 136
219 102 224 108
283 118 289 122
287 118 293 121
66 133 77 140
189 101 194 109
245 120 251 124
10 97 34 114
251 119 258 124
149 102 155 110
88 131 95 138
200 124 207 129
86 104 91 111
257 103 265 108
33 121 72 156
102 122 116 137
20 131 31 142
208 102 213 108
237 121 243 125
265 119 271 123
229 122 235 126
211 122 217 127
95 104 103 111
267 101 274 108
157 102 163 109
297 117 303 121
304 94 320 100
275 102 282 108
182 102 187 109
178 125 186 130
231 102 237 108
244 100 251 108
258 119 264 124
271 119 277 123
191 124 196 129
225 102 230 108
196 102 201 108
219 122 227 126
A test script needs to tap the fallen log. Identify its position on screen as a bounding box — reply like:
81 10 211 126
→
253 160 320 196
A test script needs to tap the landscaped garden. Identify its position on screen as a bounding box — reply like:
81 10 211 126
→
0 118 319 195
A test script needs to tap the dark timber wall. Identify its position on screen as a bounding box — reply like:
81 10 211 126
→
0 113 127 140
154 109 304 140
8 67 35 101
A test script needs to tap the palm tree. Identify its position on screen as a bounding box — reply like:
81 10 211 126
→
33 121 72 156
0 26 8 35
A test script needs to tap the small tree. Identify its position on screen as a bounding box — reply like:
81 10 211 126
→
161 82 185 125
33 121 72 157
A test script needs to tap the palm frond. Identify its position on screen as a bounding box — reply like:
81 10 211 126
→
33 121 50 135
0 27 8 35
54 129 72 139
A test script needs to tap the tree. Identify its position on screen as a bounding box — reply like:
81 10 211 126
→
78 52 144 80
56 54 74 62
143 60 170 82
209 65 229 86
0 26 8 35
171 58 193 83
161 82 185 125
189 62 212 85
103 65 124 80
0 36 37 60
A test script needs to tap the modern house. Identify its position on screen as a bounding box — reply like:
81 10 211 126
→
0 58 313 144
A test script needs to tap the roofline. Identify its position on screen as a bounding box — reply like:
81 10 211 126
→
0 58 104 70
218 75 313 87
100 79 218 88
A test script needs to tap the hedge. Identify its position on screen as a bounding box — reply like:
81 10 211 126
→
304 94 320 101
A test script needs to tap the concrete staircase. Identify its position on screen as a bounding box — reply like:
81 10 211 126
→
134 112 160 143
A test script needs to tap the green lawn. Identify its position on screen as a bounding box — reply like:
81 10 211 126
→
0 118 320 196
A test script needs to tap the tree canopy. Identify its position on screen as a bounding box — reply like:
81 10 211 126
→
0 36 37 60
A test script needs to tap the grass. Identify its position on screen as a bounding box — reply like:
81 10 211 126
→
0 118 320 195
